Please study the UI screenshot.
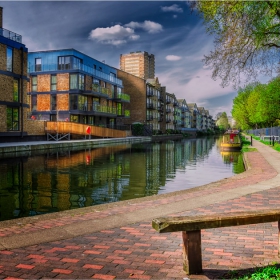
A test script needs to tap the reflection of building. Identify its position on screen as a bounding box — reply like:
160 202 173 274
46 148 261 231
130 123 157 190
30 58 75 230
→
0 139 221 221
120 51 155 79
0 7 29 141
28 49 130 127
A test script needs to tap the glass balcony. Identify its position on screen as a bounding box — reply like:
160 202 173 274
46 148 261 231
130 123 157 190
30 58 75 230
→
75 103 117 115
28 63 123 86
124 110 130 117
92 84 112 98
115 92 130 102
0 28 22 43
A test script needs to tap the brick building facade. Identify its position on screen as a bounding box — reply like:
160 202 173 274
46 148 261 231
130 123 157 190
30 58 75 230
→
120 51 155 80
0 7 30 142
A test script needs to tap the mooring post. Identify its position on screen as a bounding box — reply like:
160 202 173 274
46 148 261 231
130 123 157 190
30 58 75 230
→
251 136 252 146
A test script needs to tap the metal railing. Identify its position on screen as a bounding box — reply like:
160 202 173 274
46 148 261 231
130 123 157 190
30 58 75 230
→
116 92 130 102
28 63 123 86
0 27 22 43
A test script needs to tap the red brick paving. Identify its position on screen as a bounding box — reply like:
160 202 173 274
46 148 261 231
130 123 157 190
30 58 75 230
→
0 150 280 279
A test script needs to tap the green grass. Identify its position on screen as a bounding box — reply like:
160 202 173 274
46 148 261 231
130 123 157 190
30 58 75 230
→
241 136 257 152
223 264 280 279
249 134 280 152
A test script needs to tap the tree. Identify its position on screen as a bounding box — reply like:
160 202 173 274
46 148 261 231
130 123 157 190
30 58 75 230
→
256 77 280 126
231 85 252 130
193 1 280 88
216 112 229 130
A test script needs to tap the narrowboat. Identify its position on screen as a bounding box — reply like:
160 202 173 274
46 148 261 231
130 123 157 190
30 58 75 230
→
220 130 242 150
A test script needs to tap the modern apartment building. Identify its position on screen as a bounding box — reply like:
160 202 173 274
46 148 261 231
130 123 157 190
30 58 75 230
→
117 69 167 133
0 7 29 141
28 49 130 128
177 99 191 130
120 51 155 79
188 103 202 130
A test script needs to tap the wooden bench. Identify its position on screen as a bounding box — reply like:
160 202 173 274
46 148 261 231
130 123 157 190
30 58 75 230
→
152 209 280 274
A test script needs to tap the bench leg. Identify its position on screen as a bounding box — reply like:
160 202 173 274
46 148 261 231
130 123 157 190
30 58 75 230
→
182 230 202 274
278 221 280 257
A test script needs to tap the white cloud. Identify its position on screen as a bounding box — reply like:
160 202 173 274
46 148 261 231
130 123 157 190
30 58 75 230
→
161 4 183 13
88 25 139 45
166 55 182 61
125 20 163 34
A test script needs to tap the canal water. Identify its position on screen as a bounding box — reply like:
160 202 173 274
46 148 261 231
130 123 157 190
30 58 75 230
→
0 136 244 222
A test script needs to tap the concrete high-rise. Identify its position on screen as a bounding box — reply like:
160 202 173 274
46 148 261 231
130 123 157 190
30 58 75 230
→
120 51 155 79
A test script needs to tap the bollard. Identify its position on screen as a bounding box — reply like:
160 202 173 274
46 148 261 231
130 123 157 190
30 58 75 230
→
251 136 252 146
273 136 275 146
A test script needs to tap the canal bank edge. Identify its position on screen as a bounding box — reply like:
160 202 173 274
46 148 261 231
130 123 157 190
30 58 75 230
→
1 142 277 250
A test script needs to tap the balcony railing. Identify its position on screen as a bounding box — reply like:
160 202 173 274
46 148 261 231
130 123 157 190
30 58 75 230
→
147 103 156 109
124 110 130 117
92 84 112 98
0 28 22 43
28 63 123 86
147 116 153 121
75 103 117 115
116 92 130 102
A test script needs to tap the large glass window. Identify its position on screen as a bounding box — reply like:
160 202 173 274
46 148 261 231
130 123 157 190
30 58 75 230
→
70 74 84 90
32 76 37 92
13 79 19 102
70 95 78 110
7 107 19 131
51 75 57 91
51 95 57 110
58 56 71 70
58 56 81 70
35 58 42 71
31 95 37 111
7 47 13 72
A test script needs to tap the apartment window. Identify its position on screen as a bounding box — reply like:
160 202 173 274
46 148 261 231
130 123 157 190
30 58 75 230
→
35 58 42 71
70 94 78 110
7 107 19 131
70 74 84 90
32 76 37 92
51 75 57 91
110 72 116 82
31 95 37 111
117 103 122 115
58 56 71 70
51 95 57 110
13 79 19 102
7 47 13 72
73 57 81 69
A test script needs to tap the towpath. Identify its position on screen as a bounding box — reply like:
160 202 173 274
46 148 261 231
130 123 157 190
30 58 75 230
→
0 138 280 279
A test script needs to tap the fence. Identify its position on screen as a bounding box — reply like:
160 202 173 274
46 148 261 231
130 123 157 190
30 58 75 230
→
246 127 280 142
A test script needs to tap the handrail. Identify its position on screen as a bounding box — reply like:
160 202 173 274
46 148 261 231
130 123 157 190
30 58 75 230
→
0 27 22 43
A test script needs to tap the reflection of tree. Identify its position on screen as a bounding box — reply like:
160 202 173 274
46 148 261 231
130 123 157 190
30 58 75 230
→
220 151 245 174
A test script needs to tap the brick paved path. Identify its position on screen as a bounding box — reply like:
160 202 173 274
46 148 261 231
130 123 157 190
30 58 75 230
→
1 142 280 279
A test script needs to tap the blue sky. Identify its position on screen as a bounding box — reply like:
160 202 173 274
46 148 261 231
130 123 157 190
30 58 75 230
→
1 1 241 118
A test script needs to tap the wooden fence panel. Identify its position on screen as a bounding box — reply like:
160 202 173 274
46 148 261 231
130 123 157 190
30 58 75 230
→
45 122 127 138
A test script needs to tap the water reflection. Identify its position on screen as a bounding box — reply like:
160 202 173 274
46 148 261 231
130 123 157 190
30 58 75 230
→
0 137 244 221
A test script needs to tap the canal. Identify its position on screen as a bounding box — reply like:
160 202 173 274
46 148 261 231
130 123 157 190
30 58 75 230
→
0 136 244 222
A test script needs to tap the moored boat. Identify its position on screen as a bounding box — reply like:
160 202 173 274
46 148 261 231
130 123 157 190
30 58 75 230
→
221 130 242 150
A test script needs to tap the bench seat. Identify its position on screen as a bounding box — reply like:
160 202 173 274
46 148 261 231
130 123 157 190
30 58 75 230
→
152 209 280 274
